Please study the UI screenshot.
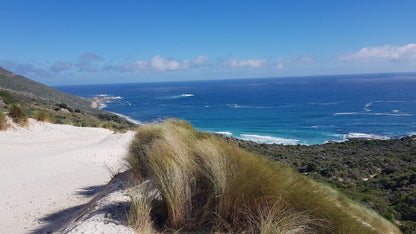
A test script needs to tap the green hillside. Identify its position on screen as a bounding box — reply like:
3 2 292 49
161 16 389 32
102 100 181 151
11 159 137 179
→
0 67 94 113
0 67 136 131
237 137 416 233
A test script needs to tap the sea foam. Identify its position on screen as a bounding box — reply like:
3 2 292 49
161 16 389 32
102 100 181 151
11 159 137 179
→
215 131 233 136
159 94 195 99
344 133 390 140
181 94 194 97
239 134 299 145
334 112 359 115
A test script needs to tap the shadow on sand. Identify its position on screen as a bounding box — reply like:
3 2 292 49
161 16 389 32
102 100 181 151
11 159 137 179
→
30 172 132 234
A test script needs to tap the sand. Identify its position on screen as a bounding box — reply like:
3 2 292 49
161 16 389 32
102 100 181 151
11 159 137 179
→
0 119 136 233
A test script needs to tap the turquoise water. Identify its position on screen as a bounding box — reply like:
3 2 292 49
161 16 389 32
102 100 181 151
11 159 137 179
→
55 73 416 145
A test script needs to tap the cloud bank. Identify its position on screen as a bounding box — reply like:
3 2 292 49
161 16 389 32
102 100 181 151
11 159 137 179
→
340 43 416 62
226 59 267 68
1 52 315 81
121 55 211 72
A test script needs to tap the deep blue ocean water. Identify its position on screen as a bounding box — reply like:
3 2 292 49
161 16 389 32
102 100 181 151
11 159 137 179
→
55 73 416 145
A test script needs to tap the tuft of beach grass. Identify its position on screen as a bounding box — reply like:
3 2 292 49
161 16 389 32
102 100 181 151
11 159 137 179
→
0 111 10 130
126 119 401 233
8 104 28 125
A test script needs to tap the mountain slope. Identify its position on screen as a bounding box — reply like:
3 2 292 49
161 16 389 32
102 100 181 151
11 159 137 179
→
0 67 136 131
0 67 94 113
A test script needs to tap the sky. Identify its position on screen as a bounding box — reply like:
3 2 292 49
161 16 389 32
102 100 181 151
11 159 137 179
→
1 0 416 85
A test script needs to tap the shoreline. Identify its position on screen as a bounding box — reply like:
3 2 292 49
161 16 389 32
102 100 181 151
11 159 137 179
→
90 94 142 125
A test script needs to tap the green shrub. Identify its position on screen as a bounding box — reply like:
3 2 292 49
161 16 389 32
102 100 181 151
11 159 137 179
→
8 104 27 124
55 103 73 112
33 110 55 123
0 111 9 130
0 90 17 105
98 113 123 123
401 221 416 233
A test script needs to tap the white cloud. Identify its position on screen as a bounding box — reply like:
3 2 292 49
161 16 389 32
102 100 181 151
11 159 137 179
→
276 54 314 69
150 55 180 71
226 59 267 68
193 55 210 65
340 43 416 62
224 55 313 70
121 55 211 72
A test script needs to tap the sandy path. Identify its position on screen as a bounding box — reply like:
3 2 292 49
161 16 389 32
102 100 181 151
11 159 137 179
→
0 119 136 233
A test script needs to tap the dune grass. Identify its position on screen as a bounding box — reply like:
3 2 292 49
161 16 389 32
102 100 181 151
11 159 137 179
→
32 110 55 123
8 104 27 125
0 111 10 130
127 119 400 233
128 187 156 234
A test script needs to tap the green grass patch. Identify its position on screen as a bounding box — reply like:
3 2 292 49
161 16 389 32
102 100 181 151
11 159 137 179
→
0 90 17 105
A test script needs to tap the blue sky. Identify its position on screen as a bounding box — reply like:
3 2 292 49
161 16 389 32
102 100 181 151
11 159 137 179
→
1 0 415 85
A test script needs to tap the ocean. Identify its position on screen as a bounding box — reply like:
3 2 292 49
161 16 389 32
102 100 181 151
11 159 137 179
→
55 73 416 145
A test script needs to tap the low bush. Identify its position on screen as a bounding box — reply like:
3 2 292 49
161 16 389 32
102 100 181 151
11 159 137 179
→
8 104 27 124
400 221 416 233
0 111 10 130
0 90 17 105
127 119 400 233
33 110 55 123
55 103 73 112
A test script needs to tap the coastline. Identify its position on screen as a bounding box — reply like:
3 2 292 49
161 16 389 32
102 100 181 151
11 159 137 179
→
107 111 142 125
90 94 407 145
90 94 142 125
56 75 416 146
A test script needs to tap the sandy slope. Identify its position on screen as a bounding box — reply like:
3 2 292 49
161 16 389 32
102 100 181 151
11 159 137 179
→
0 119 136 233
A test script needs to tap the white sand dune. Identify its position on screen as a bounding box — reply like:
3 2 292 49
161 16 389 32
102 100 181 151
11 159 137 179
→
0 119 136 233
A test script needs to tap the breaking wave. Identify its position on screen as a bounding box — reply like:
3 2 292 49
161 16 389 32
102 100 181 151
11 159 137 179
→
215 131 233 136
239 134 299 145
158 94 195 99
344 133 390 140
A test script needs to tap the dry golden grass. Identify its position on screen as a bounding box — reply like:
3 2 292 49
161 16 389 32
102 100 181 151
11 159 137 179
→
0 111 10 130
127 119 401 233
8 104 27 125
128 188 156 234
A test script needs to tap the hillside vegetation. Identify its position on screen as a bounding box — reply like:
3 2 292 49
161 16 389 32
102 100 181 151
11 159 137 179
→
126 119 400 233
0 67 136 131
0 67 93 112
236 137 416 232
